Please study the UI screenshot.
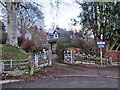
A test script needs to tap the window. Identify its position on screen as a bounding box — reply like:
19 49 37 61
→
54 32 58 38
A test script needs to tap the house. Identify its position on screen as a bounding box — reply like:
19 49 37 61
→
47 28 77 52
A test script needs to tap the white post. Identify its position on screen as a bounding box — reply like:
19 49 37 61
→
43 49 47 60
100 48 102 65
71 50 72 64
35 54 38 69
10 59 12 67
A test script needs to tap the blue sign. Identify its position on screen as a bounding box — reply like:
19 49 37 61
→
98 45 104 48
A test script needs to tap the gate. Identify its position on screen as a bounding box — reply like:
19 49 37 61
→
34 49 52 70
64 50 112 65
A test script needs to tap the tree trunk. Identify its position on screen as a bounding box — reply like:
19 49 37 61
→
109 38 118 50
115 44 120 51
6 2 18 46
103 41 109 53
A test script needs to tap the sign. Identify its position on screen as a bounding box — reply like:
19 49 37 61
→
97 42 105 45
98 45 104 48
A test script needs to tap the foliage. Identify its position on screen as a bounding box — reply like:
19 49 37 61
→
21 39 35 53
1 44 29 60
55 40 70 62
31 45 41 53
18 36 26 46
74 1 120 54
41 46 49 51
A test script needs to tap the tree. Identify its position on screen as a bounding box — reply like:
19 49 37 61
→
55 40 70 62
31 26 47 47
17 2 44 37
73 1 120 55
0 1 44 46
0 21 5 31
0 21 7 44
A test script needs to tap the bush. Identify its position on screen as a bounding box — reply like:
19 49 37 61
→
31 45 41 53
18 36 26 46
55 40 70 62
104 50 120 62
21 39 35 53
41 46 49 51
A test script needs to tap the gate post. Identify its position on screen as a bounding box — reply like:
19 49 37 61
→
35 54 38 69
28 56 34 75
71 50 75 64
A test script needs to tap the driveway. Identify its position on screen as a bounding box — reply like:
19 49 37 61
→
2 54 119 88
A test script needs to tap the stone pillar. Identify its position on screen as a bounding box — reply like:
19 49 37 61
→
28 56 34 75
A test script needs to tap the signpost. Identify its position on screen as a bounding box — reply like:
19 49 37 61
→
97 42 105 65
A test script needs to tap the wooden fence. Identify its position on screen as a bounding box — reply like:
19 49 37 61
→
1 59 28 68
64 50 112 65
0 49 52 72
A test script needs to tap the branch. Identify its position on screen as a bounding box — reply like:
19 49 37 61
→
0 1 7 7
32 1 43 8
115 43 120 50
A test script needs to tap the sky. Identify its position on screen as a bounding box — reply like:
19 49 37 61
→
35 0 82 32
0 0 82 32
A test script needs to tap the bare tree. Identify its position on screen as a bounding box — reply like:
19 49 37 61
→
0 1 44 46
31 26 47 47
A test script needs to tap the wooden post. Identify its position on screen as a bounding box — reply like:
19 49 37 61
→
71 50 75 64
64 51 65 63
28 56 34 75
109 57 112 65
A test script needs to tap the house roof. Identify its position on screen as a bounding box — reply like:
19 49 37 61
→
46 32 54 36
49 28 77 43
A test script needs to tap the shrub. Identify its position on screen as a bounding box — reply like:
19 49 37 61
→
21 39 35 53
41 46 49 51
18 36 26 46
104 50 120 62
55 40 70 62
31 45 41 53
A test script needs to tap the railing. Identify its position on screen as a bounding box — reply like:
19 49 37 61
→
64 50 112 65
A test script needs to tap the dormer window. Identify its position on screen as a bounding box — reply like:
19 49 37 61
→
54 32 58 39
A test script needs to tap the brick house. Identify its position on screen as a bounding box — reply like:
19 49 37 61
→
47 28 77 52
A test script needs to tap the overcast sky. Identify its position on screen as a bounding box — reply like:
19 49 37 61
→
0 0 82 32
35 0 82 31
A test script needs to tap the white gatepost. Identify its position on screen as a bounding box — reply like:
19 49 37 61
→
35 54 38 69
10 59 12 67
71 50 73 64
43 49 47 60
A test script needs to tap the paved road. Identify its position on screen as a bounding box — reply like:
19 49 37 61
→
2 54 119 88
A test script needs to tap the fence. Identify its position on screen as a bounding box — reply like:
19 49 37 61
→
64 50 112 65
0 49 52 72
34 49 52 70
1 59 28 68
